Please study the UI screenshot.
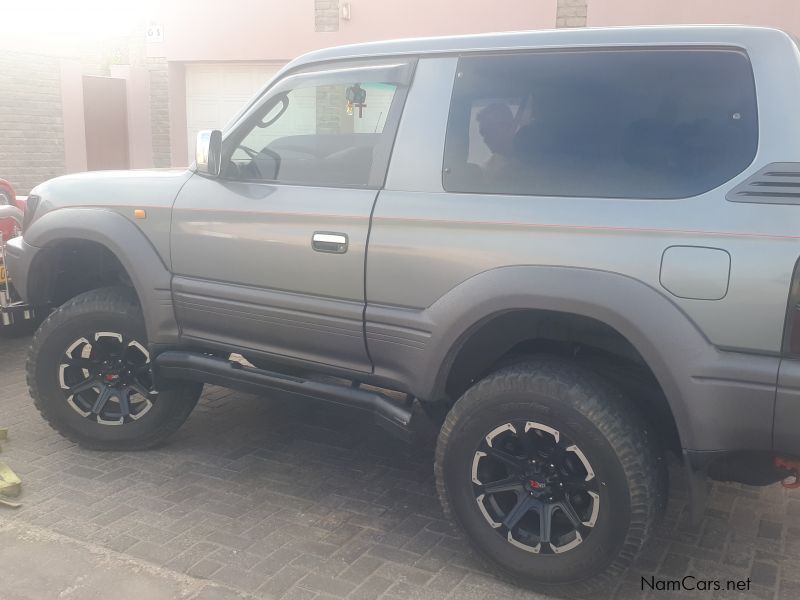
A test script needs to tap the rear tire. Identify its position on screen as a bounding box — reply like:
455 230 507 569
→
27 287 202 450
435 358 666 594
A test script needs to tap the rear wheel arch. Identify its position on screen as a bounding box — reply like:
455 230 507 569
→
420 266 717 452
436 308 682 455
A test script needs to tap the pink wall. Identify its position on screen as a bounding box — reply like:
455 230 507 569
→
150 0 557 62
321 0 557 45
59 59 88 173
168 62 188 167
110 65 154 168
588 0 800 37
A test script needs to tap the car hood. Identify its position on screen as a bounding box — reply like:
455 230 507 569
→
29 169 194 219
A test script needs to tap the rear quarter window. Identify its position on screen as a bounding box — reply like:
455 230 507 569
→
443 49 758 199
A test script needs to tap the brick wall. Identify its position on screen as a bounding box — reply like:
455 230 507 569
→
315 0 340 32
148 58 172 168
0 50 66 195
557 0 588 28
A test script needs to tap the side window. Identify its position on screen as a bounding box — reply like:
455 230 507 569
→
443 49 758 199
223 78 400 188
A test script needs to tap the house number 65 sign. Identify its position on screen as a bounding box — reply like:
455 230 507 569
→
146 22 164 43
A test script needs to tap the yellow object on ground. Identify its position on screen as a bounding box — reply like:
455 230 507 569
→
0 462 21 508
0 428 21 508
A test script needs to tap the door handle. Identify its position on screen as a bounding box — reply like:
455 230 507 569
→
312 232 348 254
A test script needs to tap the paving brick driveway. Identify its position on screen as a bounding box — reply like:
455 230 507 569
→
1 333 799 600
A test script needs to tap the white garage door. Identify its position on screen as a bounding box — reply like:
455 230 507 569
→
185 63 285 164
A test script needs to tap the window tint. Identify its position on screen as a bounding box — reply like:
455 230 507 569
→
224 80 399 187
443 50 758 199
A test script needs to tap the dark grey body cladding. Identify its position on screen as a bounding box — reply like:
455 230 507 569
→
173 276 369 372
366 266 783 454
776 359 800 455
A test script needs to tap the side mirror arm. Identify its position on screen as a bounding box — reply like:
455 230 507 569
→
195 130 222 177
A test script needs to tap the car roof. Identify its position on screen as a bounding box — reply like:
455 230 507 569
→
223 25 795 136
288 25 792 69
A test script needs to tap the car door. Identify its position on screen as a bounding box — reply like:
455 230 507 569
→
171 60 413 372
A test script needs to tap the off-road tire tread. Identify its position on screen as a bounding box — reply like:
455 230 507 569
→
27 286 200 450
434 358 666 595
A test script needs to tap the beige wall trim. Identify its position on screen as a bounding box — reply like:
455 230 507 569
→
110 65 154 169
168 62 188 167
315 0 340 32
60 59 88 174
557 0 588 28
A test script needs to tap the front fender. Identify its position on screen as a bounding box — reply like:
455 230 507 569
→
16 207 179 345
366 265 779 453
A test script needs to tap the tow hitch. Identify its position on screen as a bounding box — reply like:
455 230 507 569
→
0 209 40 330
774 456 800 489
0 244 38 328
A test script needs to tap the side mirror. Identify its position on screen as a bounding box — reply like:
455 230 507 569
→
195 129 222 177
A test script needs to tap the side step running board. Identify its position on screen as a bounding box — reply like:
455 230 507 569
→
154 351 414 440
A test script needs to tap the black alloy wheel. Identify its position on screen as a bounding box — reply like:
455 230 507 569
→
58 331 156 425
435 359 666 593
472 420 599 554
28 287 202 449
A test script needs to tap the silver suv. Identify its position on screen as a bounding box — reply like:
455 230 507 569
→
6 25 800 592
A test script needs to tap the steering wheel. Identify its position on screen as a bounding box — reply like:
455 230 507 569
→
236 144 282 180
237 144 260 160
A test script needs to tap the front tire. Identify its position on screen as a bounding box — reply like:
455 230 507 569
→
27 287 202 450
435 358 666 594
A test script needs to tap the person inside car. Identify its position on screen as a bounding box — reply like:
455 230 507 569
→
476 102 519 181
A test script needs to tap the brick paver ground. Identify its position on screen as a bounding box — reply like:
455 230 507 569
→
1 333 799 599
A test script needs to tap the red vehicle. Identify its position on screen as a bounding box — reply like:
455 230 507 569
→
1 178 38 334
0 178 25 242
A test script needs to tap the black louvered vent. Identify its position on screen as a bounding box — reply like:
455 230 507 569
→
727 162 800 204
